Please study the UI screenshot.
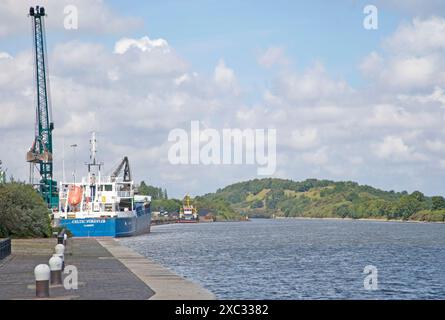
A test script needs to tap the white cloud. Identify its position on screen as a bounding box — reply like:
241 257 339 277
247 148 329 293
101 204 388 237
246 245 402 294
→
388 56 436 88
359 51 383 77
397 86 445 107
384 16 445 54
272 62 352 103
288 128 319 150
174 73 190 86
426 139 445 152
366 104 438 128
257 47 289 68
214 59 238 93
349 156 364 165
373 136 426 162
361 17 445 91
301 147 329 166
0 52 12 59
114 36 170 54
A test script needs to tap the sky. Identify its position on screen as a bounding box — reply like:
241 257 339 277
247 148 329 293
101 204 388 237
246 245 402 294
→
2 0 445 198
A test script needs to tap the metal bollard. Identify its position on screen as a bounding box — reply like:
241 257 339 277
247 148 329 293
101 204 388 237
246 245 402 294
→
49 256 63 285
55 244 65 271
34 264 50 298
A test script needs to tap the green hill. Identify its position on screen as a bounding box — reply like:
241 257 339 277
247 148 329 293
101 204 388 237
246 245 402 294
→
199 178 445 222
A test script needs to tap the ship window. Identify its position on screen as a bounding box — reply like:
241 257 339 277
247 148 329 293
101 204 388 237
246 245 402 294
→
104 184 113 191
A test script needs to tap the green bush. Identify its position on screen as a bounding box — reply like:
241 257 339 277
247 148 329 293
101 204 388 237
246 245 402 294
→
410 209 445 222
250 199 264 209
0 183 52 238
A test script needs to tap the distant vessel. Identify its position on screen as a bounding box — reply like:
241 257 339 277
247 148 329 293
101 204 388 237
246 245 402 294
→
55 133 151 237
178 194 198 223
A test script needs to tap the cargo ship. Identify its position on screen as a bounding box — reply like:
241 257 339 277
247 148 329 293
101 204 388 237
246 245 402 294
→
55 133 151 237
178 194 198 223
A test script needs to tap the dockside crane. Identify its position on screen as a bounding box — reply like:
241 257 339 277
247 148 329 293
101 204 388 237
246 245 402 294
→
26 6 58 208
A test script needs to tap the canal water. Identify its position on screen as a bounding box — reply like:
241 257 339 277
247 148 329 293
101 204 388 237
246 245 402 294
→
120 218 445 299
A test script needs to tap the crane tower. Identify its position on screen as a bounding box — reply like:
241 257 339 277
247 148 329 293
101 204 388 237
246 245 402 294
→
26 6 58 208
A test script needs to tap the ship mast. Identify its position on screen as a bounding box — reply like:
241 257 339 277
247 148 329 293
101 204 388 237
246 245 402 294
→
87 132 102 178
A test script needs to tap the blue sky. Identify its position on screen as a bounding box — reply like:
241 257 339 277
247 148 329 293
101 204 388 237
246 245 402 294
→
0 1 400 86
0 1 411 89
104 0 401 87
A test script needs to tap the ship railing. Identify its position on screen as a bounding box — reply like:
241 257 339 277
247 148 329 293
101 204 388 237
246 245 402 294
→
0 238 11 260
117 191 131 198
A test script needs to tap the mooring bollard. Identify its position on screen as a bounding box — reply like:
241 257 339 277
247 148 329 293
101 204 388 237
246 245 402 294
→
55 244 65 271
49 256 63 285
34 264 50 298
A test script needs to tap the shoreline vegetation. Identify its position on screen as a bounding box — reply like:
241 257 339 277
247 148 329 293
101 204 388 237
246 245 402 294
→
198 178 445 223
273 216 445 224
1 177 444 238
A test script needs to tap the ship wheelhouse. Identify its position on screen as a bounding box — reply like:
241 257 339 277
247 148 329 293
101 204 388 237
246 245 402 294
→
58 175 137 219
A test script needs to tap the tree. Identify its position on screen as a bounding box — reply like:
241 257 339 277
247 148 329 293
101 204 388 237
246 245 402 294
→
346 192 359 203
432 196 445 210
138 181 167 200
334 204 353 218
0 183 51 238
152 199 181 212
394 194 424 219
251 199 264 209
410 191 426 202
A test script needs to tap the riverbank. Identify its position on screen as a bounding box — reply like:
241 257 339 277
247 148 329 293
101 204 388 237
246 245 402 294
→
0 237 214 300
273 216 445 224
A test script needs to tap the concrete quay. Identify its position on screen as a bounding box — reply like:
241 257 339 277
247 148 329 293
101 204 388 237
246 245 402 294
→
98 238 215 300
0 237 214 300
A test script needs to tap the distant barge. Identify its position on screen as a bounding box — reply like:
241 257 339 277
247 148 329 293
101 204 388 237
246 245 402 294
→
178 194 198 223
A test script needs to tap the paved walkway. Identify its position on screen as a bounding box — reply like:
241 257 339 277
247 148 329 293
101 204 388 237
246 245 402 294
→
0 238 154 300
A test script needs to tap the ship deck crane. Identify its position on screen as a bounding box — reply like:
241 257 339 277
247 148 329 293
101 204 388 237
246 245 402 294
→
111 157 132 182
26 6 58 208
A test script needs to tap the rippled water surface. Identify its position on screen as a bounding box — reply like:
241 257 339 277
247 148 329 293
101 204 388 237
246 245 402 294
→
120 219 445 299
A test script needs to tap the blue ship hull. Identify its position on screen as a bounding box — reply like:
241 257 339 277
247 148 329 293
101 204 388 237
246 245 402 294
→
59 211 151 237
